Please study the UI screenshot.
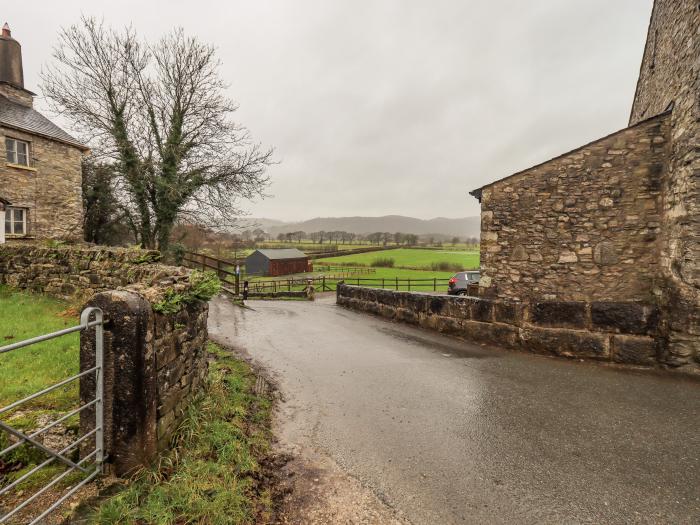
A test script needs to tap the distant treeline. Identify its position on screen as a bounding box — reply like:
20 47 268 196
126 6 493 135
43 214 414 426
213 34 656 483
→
271 230 479 247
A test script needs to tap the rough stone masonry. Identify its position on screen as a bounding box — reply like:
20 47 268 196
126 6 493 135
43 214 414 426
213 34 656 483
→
470 0 699 371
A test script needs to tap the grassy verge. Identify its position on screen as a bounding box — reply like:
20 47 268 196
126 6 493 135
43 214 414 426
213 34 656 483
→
87 342 274 525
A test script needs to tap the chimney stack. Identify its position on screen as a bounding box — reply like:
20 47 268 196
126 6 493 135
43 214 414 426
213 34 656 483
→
0 23 23 90
0 22 33 106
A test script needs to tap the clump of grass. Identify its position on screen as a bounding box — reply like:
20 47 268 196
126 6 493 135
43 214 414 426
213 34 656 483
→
89 342 273 525
153 271 222 314
430 261 464 272
371 257 395 268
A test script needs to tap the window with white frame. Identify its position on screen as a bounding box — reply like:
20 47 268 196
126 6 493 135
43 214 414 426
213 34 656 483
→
5 137 30 166
5 207 27 235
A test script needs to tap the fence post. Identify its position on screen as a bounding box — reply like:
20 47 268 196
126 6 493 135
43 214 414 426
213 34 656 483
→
235 274 240 295
395 277 399 290
408 279 411 291
322 276 326 291
434 278 437 291
201 254 206 271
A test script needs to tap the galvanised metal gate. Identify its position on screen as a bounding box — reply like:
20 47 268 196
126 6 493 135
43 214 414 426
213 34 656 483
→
0 307 104 524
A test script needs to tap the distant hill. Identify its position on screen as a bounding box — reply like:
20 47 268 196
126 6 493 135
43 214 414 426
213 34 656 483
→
241 215 480 238
236 218 288 231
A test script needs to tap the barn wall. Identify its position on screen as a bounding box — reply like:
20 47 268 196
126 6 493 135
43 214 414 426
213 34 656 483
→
245 252 269 276
269 258 309 277
478 113 671 304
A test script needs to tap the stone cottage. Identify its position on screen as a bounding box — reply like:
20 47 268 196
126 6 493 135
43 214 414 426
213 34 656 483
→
0 23 87 242
470 0 698 370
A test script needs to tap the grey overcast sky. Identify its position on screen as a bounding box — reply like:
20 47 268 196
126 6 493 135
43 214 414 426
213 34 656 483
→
5 1 653 221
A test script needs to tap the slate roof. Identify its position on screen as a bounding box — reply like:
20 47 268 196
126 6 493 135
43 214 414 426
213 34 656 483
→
0 94 87 150
252 248 308 260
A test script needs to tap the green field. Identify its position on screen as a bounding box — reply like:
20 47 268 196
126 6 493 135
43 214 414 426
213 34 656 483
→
0 286 79 411
316 248 479 271
0 286 85 500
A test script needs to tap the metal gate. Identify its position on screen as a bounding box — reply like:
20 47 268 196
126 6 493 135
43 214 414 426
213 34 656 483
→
0 307 104 524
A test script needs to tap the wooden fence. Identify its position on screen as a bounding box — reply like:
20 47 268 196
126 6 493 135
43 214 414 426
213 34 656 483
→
313 265 375 275
341 277 452 292
183 251 242 293
182 250 453 295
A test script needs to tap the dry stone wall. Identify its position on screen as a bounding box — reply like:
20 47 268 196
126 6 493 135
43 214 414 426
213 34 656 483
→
0 243 211 475
337 284 698 375
0 243 173 299
478 113 671 304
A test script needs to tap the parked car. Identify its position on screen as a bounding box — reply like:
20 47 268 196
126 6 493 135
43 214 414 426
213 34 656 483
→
447 271 480 295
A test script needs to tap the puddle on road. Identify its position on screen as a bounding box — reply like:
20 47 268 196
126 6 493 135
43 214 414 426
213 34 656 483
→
377 326 498 360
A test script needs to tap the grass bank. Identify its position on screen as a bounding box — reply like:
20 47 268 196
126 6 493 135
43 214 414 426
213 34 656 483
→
87 342 275 524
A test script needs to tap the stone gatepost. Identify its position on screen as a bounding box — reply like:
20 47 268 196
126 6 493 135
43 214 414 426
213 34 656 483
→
80 290 158 477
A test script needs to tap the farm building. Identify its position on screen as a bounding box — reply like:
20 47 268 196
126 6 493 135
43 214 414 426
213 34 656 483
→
245 249 311 277
469 0 699 371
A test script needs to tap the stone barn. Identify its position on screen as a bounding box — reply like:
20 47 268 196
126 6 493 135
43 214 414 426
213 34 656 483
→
472 0 700 370
245 248 311 277
469 0 699 372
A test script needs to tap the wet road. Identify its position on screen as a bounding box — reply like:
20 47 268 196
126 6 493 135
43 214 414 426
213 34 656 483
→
208 296 700 525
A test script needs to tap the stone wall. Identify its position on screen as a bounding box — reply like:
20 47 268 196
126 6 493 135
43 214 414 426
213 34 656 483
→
0 243 211 475
477 113 671 304
0 243 172 299
629 0 700 367
0 125 84 240
337 284 698 375
80 284 209 476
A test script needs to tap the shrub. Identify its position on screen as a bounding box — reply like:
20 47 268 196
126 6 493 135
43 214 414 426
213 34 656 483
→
166 242 186 265
430 261 463 272
371 257 395 268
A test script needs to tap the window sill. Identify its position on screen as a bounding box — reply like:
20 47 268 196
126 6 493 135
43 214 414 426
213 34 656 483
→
6 163 37 172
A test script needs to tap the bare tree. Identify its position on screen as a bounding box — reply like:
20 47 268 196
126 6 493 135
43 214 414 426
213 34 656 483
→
43 18 272 250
